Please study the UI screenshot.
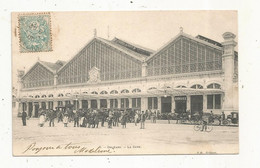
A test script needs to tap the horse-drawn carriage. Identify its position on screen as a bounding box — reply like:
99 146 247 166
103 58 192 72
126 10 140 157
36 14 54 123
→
222 112 239 126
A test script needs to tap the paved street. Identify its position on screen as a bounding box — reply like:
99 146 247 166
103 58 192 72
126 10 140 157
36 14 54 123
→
13 117 238 156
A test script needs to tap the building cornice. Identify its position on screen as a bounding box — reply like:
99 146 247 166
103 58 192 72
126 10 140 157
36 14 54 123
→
20 70 224 92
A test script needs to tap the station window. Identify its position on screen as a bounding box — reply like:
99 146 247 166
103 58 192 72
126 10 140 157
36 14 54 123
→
121 98 129 108
100 99 107 108
207 94 221 109
110 99 118 108
132 98 141 108
148 97 158 109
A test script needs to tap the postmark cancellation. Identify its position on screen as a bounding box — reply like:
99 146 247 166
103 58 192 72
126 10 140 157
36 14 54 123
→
18 13 52 53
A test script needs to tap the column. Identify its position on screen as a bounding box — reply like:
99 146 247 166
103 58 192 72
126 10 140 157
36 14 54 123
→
171 96 175 112
79 100 82 109
53 101 58 109
186 95 191 111
157 97 161 112
118 98 121 109
141 97 148 112
128 98 132 108
39 102 42 109
107 99 110 109
54 74 58 86
26 102 29 112
142 62 148 77
18 102 23 112
88 100 91 108
97 99 100 109
203 94 207 113
221 32 237 114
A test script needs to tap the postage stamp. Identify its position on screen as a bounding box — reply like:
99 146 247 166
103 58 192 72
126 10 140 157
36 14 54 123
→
18 13 52 53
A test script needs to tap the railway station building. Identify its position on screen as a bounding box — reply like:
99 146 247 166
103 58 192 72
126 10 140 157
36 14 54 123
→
15 29 238 117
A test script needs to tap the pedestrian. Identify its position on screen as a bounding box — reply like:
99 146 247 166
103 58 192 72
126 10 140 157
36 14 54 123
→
93 111 99 128
63 113 69 127
121 112 127 128
201 116 208 131
140 111 146 129
49 110 55 127
221 111 225 125
108 112 113 129
167 112 172 124
134 112 139 126
39 112 45 127
74 110 79 127
21 110 27 126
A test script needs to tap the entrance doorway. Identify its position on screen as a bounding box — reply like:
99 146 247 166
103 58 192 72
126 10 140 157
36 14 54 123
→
82 100 88 109
191 95 203 115
100 99 107 108
91 100 97 109
161 96 172 113
34 103 39 117
174 96 187 114
41 102 46 110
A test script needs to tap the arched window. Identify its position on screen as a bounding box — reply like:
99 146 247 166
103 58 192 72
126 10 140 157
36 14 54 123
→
48 94 53 98
91 91 98 95
35 95 40 98
191 84 203 89
29 95 33 98
148 87 157 90
207 83 221 89
65 93 71 97
100 91 108 94
121 89 129 94
58 93 64 97
176 85 187 88
110 90 118 94
132 88 141 93
82 91 88 94
41 95 47 98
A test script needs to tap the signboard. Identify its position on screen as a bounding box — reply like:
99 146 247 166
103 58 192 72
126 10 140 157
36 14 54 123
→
174 96 187 101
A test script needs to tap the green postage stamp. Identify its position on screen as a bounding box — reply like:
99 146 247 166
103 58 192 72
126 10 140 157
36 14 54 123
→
18 13 52 53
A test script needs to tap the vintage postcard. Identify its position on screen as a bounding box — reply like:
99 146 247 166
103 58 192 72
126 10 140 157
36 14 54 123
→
12 11 238 156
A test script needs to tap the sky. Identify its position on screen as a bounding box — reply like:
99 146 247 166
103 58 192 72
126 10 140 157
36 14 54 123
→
12 11 237 88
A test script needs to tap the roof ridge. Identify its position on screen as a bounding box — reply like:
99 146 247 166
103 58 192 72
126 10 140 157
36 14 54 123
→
96 37 145 61
112 37 155 53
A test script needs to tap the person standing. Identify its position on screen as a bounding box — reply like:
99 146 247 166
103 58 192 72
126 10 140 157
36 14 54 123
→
21 111 27 126
221 111 226 125
74 110 79 127
121 112 127 128
49 110 55 127
39 112 45 127
108 111 113 129
63 113 69 127
140 111 146 129
134 112 139 126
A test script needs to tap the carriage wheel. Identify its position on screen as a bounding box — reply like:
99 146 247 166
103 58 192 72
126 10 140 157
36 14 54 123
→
194 124 201 131
206 125 213 132
223 120 230 126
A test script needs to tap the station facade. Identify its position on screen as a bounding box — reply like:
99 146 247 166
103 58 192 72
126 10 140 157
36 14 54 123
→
16 30 238 117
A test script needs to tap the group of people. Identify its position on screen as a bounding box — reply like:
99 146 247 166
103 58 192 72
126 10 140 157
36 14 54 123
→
22 108 148 129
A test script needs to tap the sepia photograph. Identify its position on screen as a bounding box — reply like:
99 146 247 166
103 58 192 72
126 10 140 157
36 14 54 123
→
12 11 238 156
